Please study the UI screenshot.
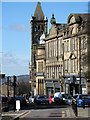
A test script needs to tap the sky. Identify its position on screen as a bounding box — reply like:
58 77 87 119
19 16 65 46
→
0 2 88 76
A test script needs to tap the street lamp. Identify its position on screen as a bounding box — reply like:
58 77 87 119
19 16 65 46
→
78 71 82 94
52 72 55 94
7 76 9 97
59 72 63 92
29 81 32 95
68 78 70 94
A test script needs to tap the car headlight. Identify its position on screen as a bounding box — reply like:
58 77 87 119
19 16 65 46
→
63 98 65 100
78 99 82 104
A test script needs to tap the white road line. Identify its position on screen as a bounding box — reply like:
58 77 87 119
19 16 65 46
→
20 110 32 118
62 111 65 117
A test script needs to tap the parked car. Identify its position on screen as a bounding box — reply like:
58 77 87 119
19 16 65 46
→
73 94 90 107
29 96 34 103
54 92 65 104
48 95 54 104
2 96 9 112
34 95 49 105
15 96 27 106
62 94 72 105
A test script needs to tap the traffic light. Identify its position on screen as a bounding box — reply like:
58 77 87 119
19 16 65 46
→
0 74 5 79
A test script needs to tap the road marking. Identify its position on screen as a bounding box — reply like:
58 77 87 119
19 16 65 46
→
20 110 31 118
62 111 65 117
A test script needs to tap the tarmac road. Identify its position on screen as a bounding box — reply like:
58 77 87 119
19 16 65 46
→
2 104 90 120
18 107 89 120
19 118 90 120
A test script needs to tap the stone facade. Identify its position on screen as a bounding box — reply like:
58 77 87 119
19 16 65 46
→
30 2 90 96
30 2 48 95
45 14 89 96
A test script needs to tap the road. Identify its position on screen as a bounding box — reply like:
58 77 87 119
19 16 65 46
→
2 103 90 120
18 104 90 120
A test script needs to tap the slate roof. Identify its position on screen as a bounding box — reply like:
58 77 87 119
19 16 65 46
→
68 13 90 23
56 23 67 30
78 14 90 22
34 2 44 20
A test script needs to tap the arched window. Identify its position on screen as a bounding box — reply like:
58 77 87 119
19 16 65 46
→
42 25 44 31
38 25 40 31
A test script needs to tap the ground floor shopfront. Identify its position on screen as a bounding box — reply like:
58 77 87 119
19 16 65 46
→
35 74 86 96
45 74 86 96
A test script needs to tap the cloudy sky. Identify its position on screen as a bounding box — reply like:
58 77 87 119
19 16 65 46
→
0 2 88 76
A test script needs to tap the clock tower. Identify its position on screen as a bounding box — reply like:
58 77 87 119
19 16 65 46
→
30 2 48 95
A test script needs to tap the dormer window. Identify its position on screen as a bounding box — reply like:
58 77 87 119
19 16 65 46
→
70 16 75 24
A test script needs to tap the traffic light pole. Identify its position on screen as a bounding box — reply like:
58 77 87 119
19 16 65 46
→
13 75 16 112
7 76 9 97
79 37 82 94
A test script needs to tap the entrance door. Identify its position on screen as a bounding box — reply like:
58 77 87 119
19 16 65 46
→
69 84 79 96
46 87 53 96
70 84 73 96
75 84 79 94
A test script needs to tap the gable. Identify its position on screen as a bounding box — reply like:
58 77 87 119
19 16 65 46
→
68 14 81 25
49 25 57 36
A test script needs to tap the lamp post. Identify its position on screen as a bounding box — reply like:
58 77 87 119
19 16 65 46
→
78 70 82 94
79 37 82 94
7 76 9 97
29 81 31 94
59 72 63 92
64 69 68 94
13 75 16 112
52 72 55 94
68 78 70 94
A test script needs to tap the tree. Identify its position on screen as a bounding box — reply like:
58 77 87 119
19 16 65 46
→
17 80 30 95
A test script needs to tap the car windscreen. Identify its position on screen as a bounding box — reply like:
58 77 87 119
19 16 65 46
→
38 96 47 99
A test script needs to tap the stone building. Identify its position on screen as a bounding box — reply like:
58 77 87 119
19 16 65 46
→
30 2 48 95
45 14 89 96
30 2 90 96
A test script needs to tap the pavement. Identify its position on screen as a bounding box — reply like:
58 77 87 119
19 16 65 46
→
1 106 90 120
2 110 29 120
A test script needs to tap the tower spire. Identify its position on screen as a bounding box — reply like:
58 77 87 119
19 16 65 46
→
34 2 44 20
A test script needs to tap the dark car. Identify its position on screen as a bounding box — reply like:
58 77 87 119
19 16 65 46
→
15 96 27 106
73 94 90 107
2 96 9 112
62 94 72 105
34 95 49 105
